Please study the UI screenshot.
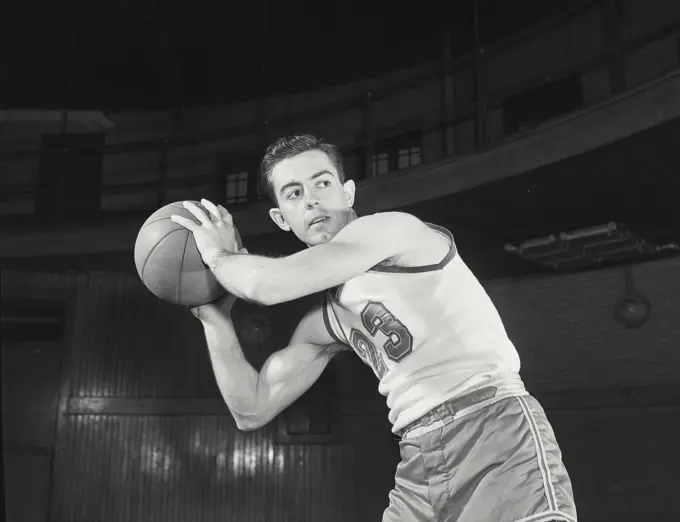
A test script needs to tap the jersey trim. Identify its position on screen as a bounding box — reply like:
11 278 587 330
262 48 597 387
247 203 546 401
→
323 292 349 345
332 283 345 301
368 223 457 274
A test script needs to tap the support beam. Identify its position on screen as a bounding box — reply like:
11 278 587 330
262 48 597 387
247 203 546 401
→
440 33 454 157
117 0 168 85
60 0 82 134
604 0 626 94
472 0 487 151
363 92 374 179
143 0 184 110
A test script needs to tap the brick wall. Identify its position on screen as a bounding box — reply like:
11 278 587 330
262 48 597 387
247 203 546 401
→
485 256 680 393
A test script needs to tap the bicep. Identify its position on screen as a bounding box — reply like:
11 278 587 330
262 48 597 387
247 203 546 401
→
253 299 349 426
254 342 335 424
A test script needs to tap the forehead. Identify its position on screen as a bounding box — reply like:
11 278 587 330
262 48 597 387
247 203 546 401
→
270 149 337 189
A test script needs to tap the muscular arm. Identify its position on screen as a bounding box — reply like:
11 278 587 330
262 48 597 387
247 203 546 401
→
198 295 348 431
209 212 429 305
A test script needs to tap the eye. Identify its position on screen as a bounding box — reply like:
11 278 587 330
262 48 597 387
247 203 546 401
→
317 180 331 188
287 189 302 199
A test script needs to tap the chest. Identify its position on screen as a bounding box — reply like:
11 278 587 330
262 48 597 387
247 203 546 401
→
328 273 439 367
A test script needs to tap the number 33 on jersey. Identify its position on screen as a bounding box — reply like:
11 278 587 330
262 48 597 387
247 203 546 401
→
325 291 414 378
349 301 413 378
321 225 456 380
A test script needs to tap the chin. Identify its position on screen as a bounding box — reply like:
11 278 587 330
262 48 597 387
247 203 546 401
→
304 230 336 246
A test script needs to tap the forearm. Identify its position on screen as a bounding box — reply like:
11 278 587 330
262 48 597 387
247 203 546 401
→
200 311 261 426
209 250 278 305
208 217 402 306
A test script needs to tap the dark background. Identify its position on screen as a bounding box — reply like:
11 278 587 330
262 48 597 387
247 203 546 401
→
3 1 680 521
1 0 580 109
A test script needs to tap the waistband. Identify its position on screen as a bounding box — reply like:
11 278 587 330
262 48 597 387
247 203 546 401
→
396 385 500 438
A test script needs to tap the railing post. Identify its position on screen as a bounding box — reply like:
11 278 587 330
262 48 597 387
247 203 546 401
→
54 148 67 223
604 0 625 94
363 91 374 179
156 139 169 207
440 33 453 157
157 109 183 207
252 118 270 202
214 153 228 203
472 0 487 151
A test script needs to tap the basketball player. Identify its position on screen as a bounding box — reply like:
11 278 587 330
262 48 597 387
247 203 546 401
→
170 134 577 522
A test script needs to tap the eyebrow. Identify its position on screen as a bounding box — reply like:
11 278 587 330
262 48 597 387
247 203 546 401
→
279 170 333 196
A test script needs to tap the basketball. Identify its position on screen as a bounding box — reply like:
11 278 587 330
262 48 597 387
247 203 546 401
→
133 201 242 307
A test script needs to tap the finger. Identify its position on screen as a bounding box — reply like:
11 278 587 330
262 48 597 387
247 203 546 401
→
200 199 222 222
217 204 233 225
171 214 199 231
183 201 211 226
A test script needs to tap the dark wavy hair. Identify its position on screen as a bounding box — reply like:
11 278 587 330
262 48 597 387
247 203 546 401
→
259 134 346 205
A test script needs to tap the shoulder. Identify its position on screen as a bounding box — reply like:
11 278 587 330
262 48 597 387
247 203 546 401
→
355 211 425 230
334 211 438 260
338 211 431 244
359 211 439 250
355 213 455 269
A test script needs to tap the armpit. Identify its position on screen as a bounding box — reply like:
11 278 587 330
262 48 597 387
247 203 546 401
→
321 342 353 358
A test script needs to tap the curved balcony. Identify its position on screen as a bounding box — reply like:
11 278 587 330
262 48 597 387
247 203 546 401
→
1 2 680 278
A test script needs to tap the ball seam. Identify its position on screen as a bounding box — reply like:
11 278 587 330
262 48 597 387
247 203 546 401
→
177 231 191 304
140 228 185 280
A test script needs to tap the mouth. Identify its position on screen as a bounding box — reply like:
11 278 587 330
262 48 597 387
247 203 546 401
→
308 216 329 228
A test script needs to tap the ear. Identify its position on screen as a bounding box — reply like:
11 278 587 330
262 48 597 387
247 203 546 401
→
268 207 291 231
343 179 356 207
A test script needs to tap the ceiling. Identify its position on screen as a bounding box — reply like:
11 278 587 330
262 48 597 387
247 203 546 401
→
3 0 672 280
1 0 588 110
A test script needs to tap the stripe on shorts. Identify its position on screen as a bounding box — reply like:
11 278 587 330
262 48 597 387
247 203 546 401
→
516 510 577 522
515 396 559 513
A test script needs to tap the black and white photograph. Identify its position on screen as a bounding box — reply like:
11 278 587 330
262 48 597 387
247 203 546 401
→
2 0 680 520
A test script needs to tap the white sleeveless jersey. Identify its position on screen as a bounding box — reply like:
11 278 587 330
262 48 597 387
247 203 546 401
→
322 224 527 433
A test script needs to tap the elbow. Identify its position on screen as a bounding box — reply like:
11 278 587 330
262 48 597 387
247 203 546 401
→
234 414 266 432
245 267 298 306
228 401 265 431
249 279 283 307
231 402 268 431
235 420 258 432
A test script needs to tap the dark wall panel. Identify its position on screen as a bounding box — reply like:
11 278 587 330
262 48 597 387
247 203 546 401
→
67 272 216 398
50 414 397 522
4 254 680 521
4 450 52 522
2 342 62 522
2 342 61 448
65 271 327 400
548 407 680 521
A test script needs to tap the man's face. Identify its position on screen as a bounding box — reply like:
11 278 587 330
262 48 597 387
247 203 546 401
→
268 149 355 246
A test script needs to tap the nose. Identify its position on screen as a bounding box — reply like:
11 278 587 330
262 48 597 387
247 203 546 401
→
304 192 320 209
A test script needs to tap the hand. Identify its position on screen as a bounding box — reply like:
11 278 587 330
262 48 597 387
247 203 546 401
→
171 199 240 267
188 291 239 321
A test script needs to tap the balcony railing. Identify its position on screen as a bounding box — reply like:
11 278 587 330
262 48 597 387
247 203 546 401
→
2 0 680 227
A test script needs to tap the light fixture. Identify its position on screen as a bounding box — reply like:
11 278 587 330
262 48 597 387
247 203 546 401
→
614 266 650 329
504 222 679 269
